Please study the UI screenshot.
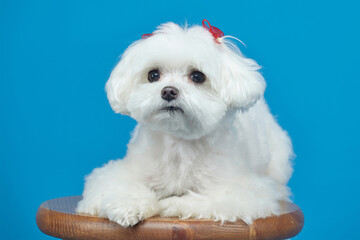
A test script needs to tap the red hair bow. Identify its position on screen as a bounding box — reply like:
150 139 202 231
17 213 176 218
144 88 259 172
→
202 19 224 44
141 19 224 43
141 33 153 39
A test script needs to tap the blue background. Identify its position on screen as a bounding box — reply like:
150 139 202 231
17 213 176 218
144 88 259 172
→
1 0 359 239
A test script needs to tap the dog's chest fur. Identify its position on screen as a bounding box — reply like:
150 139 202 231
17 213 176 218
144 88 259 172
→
146 136 211 199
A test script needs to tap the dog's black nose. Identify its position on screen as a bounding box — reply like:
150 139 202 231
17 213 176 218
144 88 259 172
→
161 86 179 101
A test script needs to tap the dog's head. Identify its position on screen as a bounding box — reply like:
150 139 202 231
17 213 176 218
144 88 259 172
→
106 22 265 139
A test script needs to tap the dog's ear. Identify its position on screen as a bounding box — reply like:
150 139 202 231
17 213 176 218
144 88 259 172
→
105 49 137 115
220 47 266 110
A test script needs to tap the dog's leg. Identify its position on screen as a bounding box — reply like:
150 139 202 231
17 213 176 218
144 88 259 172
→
159 175 287 224
97 184 160 227
77 160 160 227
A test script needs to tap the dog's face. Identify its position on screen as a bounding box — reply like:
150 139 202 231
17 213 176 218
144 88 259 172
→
106 23 265 139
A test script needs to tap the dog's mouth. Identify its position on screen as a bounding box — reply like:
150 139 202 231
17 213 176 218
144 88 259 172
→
160 106 184 114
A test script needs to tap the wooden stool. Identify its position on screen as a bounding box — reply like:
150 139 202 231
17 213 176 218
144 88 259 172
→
36 196 304 240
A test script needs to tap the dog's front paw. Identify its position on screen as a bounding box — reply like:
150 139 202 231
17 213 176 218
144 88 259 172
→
159 196 184 218
159 195 237 222
101 204 143 227
99 197 160 227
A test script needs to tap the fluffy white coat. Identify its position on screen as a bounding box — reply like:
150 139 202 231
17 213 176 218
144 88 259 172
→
76 22 294 227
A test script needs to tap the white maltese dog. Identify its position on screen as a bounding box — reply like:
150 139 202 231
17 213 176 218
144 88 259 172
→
76 20 294 227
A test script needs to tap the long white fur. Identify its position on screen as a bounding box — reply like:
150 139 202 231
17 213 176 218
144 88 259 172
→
76 22 294 227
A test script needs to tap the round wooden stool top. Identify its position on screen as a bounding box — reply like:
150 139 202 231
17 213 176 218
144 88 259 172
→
36 196 304 240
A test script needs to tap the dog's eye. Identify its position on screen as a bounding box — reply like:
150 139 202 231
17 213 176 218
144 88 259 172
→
148 69 160 82
190 71 206 84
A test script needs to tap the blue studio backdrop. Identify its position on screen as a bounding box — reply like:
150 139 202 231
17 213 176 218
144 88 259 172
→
1 0 359 239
